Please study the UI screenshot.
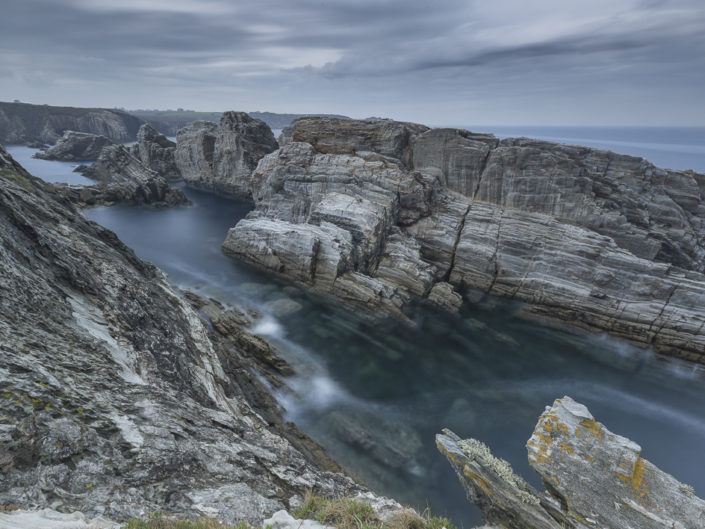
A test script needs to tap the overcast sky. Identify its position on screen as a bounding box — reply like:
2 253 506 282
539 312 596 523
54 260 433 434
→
2 0 704 126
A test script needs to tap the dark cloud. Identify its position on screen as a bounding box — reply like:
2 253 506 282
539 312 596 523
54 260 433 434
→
1 0 704 125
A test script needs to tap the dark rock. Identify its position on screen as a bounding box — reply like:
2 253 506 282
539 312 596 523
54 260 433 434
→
34 130 115 161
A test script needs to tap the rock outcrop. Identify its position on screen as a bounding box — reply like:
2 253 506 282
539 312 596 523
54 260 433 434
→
34 131 115 161
175 111 278 198
130 123 179 178
61 144 188 207
437 396 705 529
0 144 379 522
0 102 145 145
220 117 705 363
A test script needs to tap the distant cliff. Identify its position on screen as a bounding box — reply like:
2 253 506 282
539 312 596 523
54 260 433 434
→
0 101 146 145
132 109 348 136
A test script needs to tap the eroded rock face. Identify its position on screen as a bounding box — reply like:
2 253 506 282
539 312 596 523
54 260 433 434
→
64 144 188 207
437 397 705 529
130 123 179 178
34 131 115 161
0 145 370 522
221 118 705 362
175 111 278 198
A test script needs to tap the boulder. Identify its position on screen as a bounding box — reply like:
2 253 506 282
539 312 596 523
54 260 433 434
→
437 396 705 529
130 123 179 178
34 131 114 161
175 111 278 198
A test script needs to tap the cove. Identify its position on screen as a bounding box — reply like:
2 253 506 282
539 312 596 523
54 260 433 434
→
82 184 705 526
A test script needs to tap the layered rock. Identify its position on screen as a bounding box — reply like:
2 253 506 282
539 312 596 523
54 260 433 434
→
34 131 115 161
130 123 179 178
221 117 705 363
0 145 382 522
0 102 145 144
62 144 188 207
437 396 705 529
175 111 278 198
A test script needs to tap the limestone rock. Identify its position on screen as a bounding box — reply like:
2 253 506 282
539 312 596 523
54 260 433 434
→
34 131 115 161
264 510 334 529
175 111 278 198
64 144 188 207
0 144 372 522
130 123 179 178
220 117 705 363
438 397 705 529
0 509 119 529
426 282 463 312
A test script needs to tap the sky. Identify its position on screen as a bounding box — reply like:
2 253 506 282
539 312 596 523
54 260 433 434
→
2 0 704 126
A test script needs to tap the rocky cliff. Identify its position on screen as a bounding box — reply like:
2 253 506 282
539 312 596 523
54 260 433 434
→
0 102 145 145
34 131 115 161
59 144 188 207
175 112 278 198
0 144 377 522
130 124 180 178
220 117 705 363
437 396 705 529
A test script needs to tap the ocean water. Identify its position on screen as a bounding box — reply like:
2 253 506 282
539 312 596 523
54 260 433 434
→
10 127 705 526
4 145 94 185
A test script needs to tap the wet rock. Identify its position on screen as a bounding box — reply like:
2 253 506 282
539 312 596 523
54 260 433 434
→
59 144 188 207
437 396 705 529
426 282 463 312
130 123 179 178
265 298 304 318
175 111 278 198
34 131 115 161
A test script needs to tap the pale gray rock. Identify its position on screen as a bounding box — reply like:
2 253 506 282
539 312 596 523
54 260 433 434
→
175 111 278 198
426 282 463 312
438 396 705 529
264 510 335 529
0 509 119 529
34 131 115 161
0 145 367 523
221 118 705 363
63 144 188 207
130 123 179 178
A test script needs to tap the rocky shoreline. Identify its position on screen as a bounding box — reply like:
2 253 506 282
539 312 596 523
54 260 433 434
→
213 117 705 364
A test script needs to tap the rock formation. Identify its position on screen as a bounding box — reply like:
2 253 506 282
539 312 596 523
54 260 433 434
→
34 131 115 161
60 144 188 207
130 123 180 178
175 111 278 198
437 396 705 529
220 117 705 363
0 102 145 145
0 144 396 522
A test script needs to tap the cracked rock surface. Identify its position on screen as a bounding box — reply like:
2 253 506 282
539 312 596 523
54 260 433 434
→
0 144 383 522
220 117 705 363
437 396 705 529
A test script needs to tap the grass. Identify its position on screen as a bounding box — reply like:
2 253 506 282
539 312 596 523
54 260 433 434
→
292 491 457 529
121 512 267 529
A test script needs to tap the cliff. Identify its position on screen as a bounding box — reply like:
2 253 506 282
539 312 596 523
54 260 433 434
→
0 144 378 522
0 101 146 145
219 117 705 363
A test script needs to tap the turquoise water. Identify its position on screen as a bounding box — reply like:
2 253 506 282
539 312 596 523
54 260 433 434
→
12 127 705 526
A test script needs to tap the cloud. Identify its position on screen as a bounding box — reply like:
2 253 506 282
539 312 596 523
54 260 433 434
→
1 0 704 124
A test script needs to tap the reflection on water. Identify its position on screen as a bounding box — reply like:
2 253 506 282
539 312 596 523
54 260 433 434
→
83 185 705 527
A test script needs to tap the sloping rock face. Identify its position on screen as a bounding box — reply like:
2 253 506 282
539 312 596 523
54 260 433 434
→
63 144 188 207
175 111 278 198
0 145 368 522
221 118 705 363
34 131 115 161
437 396 705 529
0 102 145 145
130 123 179 178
